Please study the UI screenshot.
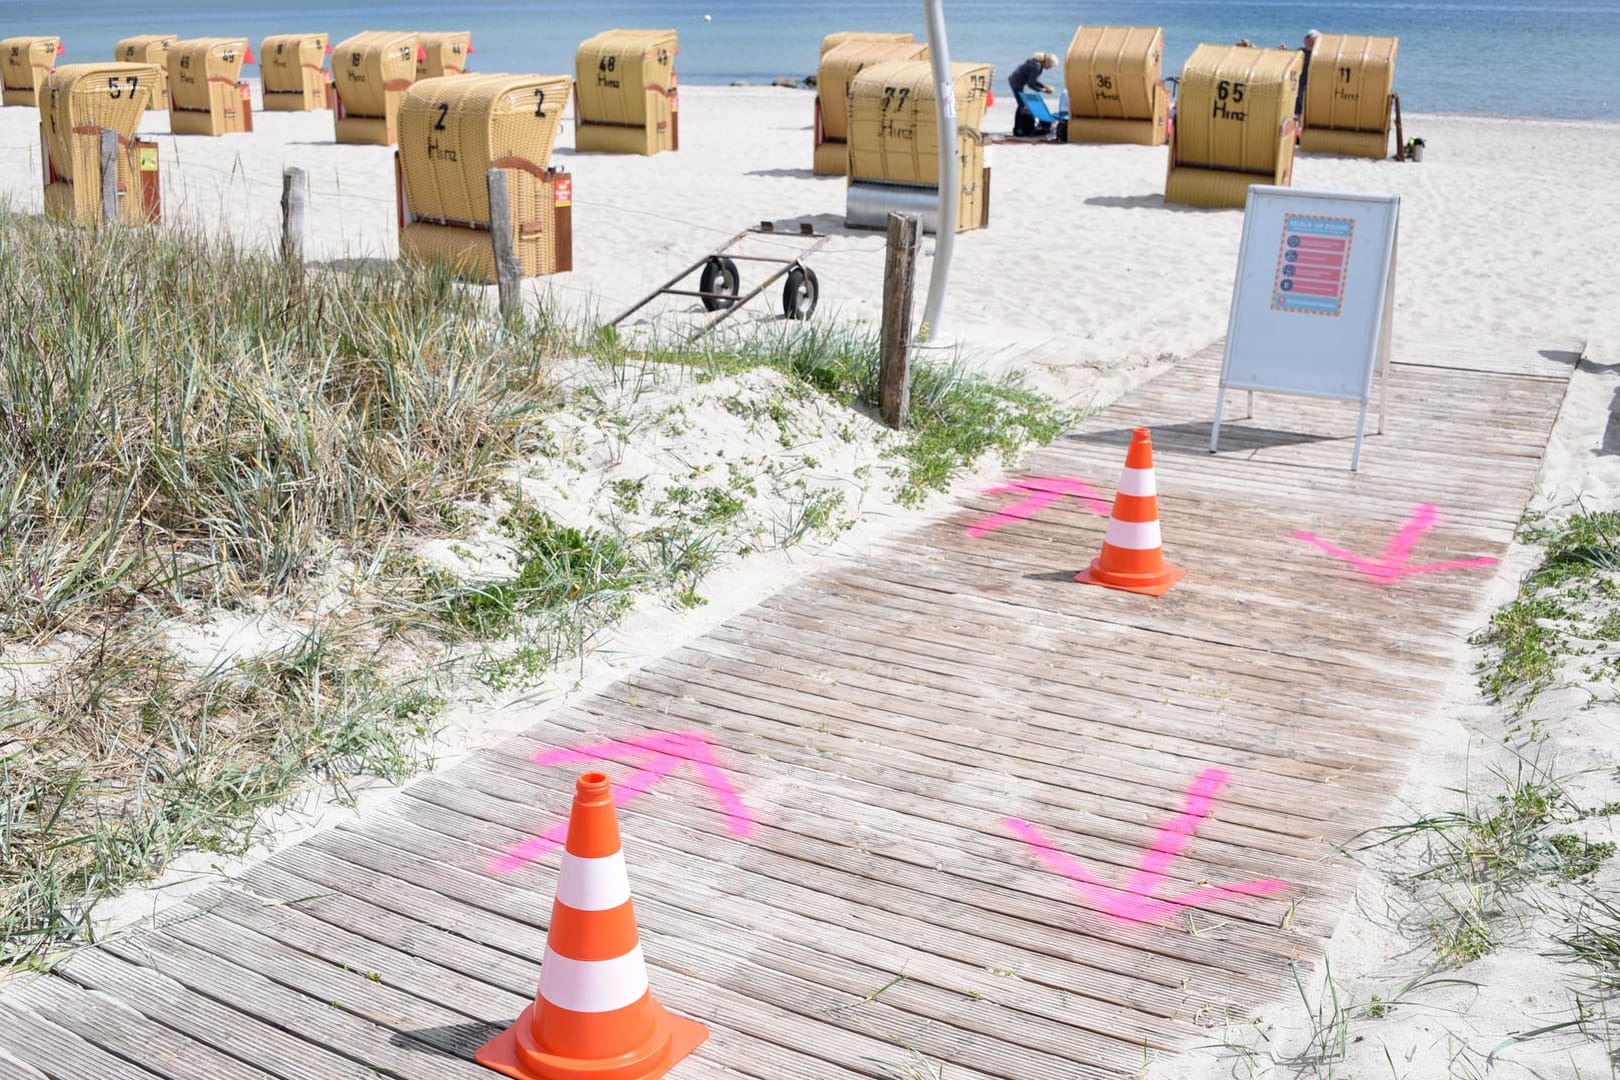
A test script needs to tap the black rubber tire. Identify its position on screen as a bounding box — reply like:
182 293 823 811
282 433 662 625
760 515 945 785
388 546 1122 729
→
782 265 819 320
699 257 740 311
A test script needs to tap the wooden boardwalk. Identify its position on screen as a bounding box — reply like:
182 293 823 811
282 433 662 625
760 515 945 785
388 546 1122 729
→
0 337 1575 1080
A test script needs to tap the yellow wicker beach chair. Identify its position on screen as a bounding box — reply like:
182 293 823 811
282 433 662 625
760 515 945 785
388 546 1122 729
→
814 38 928 175
332 31 418 144
397 73 574 282
848 59 994 232
573 28 678 155
168 38 251 135
114 36 176 105
416 32 472 79
1299 34 1399 158
1165 44 1302 208
2 36 61 107
260 34 329 111
1063 26 1170 145
39 62 162 225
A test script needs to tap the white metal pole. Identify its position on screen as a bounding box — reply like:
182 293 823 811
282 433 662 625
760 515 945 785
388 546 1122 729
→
917 0 957 347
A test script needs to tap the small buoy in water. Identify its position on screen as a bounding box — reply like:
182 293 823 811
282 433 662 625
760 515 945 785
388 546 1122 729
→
704 13 712 21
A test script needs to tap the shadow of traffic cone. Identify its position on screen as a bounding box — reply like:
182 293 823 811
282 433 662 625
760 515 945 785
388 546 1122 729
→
1075 427 1185 596
477 772 708 1080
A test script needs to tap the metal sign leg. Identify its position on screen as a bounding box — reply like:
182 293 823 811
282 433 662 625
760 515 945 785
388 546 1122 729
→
1210 386 1228 453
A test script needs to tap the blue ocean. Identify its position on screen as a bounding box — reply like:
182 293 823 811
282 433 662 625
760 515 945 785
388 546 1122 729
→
3 1 1615 119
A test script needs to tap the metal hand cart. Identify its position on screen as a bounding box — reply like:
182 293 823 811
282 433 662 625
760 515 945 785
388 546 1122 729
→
609 221 828 341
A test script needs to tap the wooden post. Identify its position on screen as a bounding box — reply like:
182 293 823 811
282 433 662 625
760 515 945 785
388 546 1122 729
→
879 211 920 429
99 128 119 226
486 167 523 322
281 166 308 265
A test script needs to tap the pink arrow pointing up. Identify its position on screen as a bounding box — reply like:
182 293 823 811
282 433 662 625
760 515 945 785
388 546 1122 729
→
967 476 1111 538
493 731 753 873
1003 767 1285 924
1294 503 1498 584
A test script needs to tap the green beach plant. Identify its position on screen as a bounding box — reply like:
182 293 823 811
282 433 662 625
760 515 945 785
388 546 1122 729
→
0 204 1073 969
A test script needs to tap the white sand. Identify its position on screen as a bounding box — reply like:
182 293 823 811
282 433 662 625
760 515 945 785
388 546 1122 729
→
4 85 1620 1068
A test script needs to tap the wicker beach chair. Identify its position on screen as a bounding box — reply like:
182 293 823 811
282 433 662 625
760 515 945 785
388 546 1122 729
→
331 31 418 144
573 29 678 155
114 36 176 105
1063 26 1170 145
260 34 329 111
1299 34 1399 158
814 37 928 175
397 73 574 282
847 59 994 232
416 32 472 79
168 38 252 135
39 62 162 225
2 36 61 107
1165 44 1302 208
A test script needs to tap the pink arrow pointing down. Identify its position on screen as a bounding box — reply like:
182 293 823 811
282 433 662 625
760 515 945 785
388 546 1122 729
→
967 476 1111 538
493 731 753 873
1294 503 1498 584
1003 767 1285 924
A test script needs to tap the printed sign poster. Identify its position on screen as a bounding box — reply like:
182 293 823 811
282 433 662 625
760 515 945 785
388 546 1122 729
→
1272 214 1354 316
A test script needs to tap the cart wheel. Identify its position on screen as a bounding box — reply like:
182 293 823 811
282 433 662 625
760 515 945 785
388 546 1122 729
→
699 257 740 311
782 265 819 320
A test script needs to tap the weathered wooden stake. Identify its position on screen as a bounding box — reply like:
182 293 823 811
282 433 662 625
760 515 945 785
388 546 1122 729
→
879 211 920 429
280 166 308 265
486 167 523 322
99 128 119 226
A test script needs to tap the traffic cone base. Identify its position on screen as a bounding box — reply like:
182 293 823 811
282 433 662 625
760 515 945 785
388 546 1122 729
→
477 995 707 1080
1075 556 1185 596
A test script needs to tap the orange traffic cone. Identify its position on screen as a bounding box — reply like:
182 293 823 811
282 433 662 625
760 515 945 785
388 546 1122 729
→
1075 427 1185 596
477 772 708 1080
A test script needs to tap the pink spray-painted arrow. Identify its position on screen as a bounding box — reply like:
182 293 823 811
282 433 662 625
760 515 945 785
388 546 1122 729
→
967 476 1111 538
1294 503 1497 584
493 731 753 873
1003 767 1285 924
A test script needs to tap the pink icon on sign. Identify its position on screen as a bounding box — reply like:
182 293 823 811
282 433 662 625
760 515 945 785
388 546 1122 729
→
1004 767 1286 924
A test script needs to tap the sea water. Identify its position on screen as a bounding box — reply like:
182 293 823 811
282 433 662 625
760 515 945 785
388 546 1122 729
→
3 0 1615 119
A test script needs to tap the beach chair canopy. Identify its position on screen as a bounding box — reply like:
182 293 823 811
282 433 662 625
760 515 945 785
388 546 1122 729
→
817 38 928 142
1304 34 1398 133
847 59 992 185
1064 26 1164 120
260 34 328 92
2 36 61 101
332 31 418 117
167 38 247 111
399 72 571 225
416 32 472 79
574 28 676 126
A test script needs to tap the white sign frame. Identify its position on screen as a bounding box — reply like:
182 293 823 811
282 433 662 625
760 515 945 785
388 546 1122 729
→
1210 186 1400 471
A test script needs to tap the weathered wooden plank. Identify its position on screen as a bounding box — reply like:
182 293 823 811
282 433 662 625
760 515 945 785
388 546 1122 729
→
236 860 868 1080
56 945 422 1080
8 976 276 1080
0 997 168 1080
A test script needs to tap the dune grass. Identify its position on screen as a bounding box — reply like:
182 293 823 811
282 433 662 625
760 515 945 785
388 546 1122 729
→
0 208 1073 969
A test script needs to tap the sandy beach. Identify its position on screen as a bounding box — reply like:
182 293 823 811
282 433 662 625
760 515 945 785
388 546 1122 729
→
4 79 1620 1076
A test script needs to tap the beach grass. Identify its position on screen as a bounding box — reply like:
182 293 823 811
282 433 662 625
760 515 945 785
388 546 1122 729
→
0 206 1072 969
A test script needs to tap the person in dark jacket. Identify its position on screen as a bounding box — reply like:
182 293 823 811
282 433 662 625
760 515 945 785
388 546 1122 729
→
1295 29 1321 120
1009 51 1058 136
